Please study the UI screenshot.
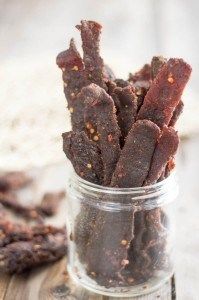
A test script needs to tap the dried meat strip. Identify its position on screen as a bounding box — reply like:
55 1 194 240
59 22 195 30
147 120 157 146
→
151 56 167 80
56 39 88 131
83 83 121 185
129 64 151 83
137 58 192 128
111 120 160 188
62 131 103 184
169 100 184 127
0 231 67 274
0 172 32 192
0 218 65 247
111 86 137 142
145 126 179 185
39 191 65 216
76 20 107 90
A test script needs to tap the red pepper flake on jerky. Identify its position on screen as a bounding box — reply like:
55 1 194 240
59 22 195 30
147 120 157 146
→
145 126 179 185
137 58 192 128
111 120 160 188
62 131 103 184
82 83 121 185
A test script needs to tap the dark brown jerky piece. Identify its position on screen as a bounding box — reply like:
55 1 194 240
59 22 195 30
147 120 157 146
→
76 20 106 90
56 39 88 131
151 56 167 80
38 191 66 216
85 204 134 284
111 120 160 188
0 231 67 274
83 84 121 185
0 218 65 247
0 192 42 221
114 79 130 88
129 64 151 82
111 86 137 142
169 100 184 127
0 172 32 192
145 126 179 185
62 131 103 184
137 58 192 128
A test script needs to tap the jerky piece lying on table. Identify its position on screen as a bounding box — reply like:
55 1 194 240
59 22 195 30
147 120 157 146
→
63 131 103 184
0 192 42 221
76 20 107 90
137 58 192 128
0 172 32 192
83 83 121 185
0 231 67 274
38 191 66 216
111 86 137 143
145 126 179 185
0 218 65 247
57 39 88 131
111 120 160 188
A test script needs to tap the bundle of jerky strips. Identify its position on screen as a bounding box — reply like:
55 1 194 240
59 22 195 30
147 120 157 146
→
57 20 191 287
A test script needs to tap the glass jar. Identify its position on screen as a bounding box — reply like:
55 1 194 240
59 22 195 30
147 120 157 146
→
66 171 178 297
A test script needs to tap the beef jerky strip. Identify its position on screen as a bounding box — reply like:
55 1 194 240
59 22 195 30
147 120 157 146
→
145 126 179 185
0 172 32 192
137 58 192 128
112 86 137 142
62 131 103 184
76 20 107 90
0 218 65 247
0 232 67 274
129 64 151 83
151 56 167 80
0 192 43 220
38 191 66 216
56 39 89 131
84 120 160 286
151 56 184 128
83 83 121 185
169 100 184 127
111 120 160 188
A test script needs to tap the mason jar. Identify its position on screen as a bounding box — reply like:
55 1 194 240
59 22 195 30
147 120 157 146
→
66 171 178 297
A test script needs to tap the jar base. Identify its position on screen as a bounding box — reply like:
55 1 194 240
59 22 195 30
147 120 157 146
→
67 264 173 298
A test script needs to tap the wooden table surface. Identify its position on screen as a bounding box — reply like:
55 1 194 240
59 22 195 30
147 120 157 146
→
0 135 198 300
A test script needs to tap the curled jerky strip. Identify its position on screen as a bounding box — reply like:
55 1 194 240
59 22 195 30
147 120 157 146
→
112 86 137 142
0 172 32 193
137 58 192 128
0 231 67 274
76 20 106 90
145 126 179 185
56 39 88 131
63 131 103 184
111 120 160 188
83 83 121 185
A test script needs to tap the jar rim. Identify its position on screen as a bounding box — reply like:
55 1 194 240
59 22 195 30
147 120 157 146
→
69 170 178 210
71 169 176 194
